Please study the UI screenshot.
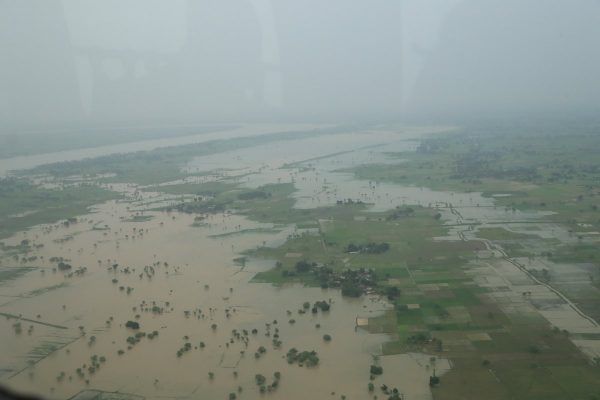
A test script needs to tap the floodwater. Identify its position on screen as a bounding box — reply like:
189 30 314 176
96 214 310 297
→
3 125 596 399
168 126 600 361
0 123 328 176
1 195 447 400
1 127 455 400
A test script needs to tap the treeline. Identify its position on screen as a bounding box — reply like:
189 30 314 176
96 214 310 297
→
346 242 390 254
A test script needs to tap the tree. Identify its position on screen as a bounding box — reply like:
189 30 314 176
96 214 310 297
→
58 262 72 271
125 320 139 330
295 260 312 273
370 365 383 375
341 281 362 297
255 374 266 386
314 300 330 311
386 286 400 300
347 243 359 252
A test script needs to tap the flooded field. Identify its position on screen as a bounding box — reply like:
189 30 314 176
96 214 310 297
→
2 126 600 400
1 127 454 400
4 2 599 398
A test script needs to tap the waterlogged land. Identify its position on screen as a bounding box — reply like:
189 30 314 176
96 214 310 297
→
1 124 600 400
0 125 239 159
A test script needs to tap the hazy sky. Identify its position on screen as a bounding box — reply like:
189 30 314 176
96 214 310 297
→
1 0 599 131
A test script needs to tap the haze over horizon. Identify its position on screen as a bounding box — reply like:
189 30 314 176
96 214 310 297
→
1 0 600 133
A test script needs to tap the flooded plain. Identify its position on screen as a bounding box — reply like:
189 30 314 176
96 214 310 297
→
1 127 454 400
2 126 599 399
0 123 328 176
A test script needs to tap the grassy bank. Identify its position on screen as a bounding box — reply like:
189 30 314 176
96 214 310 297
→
0 178 119 240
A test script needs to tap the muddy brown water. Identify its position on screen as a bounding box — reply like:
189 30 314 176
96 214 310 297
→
6 126 592 400
1 127 458 400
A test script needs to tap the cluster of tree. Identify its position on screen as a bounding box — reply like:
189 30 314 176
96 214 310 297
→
254 371 281 393
386 206 415 220
312 300 331 313
346 242 390 254
176 342 192 357
294 260 316 273
115 284 132 294
297 299 331 315
286 348 319 367
65 266 87 278
336 198 364 205
385 286 401 301
327 267 376 297
126 331 146 346
57 261 72 271
20 255 38 263
83 354 107 376
406 332 430 345
380 384 404 400
340 268 378 297
125 320 140 330
370 365 383 375
341 281 363 297
284 261 380 298
168 200 225 214
254 345 267 359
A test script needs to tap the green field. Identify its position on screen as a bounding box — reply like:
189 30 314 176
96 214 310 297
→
242 193 600 400
0 178 119 240
346 126 600 229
